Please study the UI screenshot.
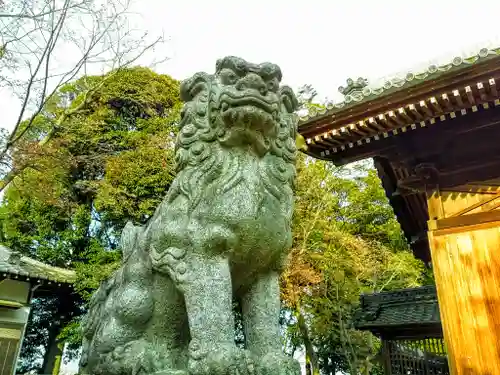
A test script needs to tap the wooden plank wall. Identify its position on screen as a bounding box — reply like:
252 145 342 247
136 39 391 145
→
427 181 500 375
0 327 22 375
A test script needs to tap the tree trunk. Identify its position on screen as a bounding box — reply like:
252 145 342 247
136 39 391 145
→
305 359 312 375
296 310 320 375
41 324 62 375
323 355 334 375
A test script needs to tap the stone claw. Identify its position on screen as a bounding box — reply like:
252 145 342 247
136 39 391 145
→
255 352 301 375
188 344 255 375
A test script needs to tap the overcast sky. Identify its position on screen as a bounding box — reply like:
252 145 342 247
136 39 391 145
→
145 0 500 93
4 0 500 134
6 0 498 373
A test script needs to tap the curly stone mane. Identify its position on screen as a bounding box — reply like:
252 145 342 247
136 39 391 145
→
166 56 299 215
79 56 302 375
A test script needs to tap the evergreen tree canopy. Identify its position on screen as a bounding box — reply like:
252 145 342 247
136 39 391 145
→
281 155 427 375
0 67 181 371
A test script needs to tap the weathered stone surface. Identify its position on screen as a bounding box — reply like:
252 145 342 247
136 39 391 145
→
79 56 300 375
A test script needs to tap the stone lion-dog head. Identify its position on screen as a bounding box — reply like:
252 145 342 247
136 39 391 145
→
167 56 299 211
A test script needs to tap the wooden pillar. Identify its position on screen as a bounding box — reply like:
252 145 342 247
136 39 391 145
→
426 184 500 375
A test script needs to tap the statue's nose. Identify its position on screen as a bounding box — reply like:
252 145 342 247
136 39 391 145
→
236 73 267 94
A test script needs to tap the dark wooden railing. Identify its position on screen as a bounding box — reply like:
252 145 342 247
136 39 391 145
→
385 337 449 375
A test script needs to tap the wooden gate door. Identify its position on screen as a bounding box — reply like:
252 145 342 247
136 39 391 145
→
427 180 500 375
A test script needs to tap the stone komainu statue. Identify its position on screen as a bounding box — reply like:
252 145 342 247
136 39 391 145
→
80 56 300 375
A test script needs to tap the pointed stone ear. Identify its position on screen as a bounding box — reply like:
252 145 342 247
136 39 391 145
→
215 58 223 72
180 72 210 102
120 221 141 259
279 85 299 113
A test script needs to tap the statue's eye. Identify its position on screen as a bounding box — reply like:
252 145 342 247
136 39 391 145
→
221 69 238 85
267 79 278 92
189 82 206 98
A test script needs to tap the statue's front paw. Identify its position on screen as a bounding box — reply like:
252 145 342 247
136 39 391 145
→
256 352 300 375
188 342 255 375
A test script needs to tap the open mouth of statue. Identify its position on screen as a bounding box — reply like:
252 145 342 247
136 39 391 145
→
220 95 277 115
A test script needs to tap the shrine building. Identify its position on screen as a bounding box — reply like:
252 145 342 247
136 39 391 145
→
0 245 75 375
298 45 500 375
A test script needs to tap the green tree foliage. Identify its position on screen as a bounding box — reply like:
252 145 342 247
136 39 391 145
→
280 89 430 375
281 155 427 375
0 0 166 186
2 77 430 375
0 66 181 371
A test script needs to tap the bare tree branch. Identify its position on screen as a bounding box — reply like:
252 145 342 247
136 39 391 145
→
9 0 70 147
0 0 88 19
0 0 168 193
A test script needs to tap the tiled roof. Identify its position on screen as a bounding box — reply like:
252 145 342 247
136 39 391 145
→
298 45 500 125
353 285 440 332
0 245 76 284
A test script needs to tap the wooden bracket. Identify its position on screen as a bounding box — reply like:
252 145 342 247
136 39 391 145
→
398 163 440 192
428 210 500 235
